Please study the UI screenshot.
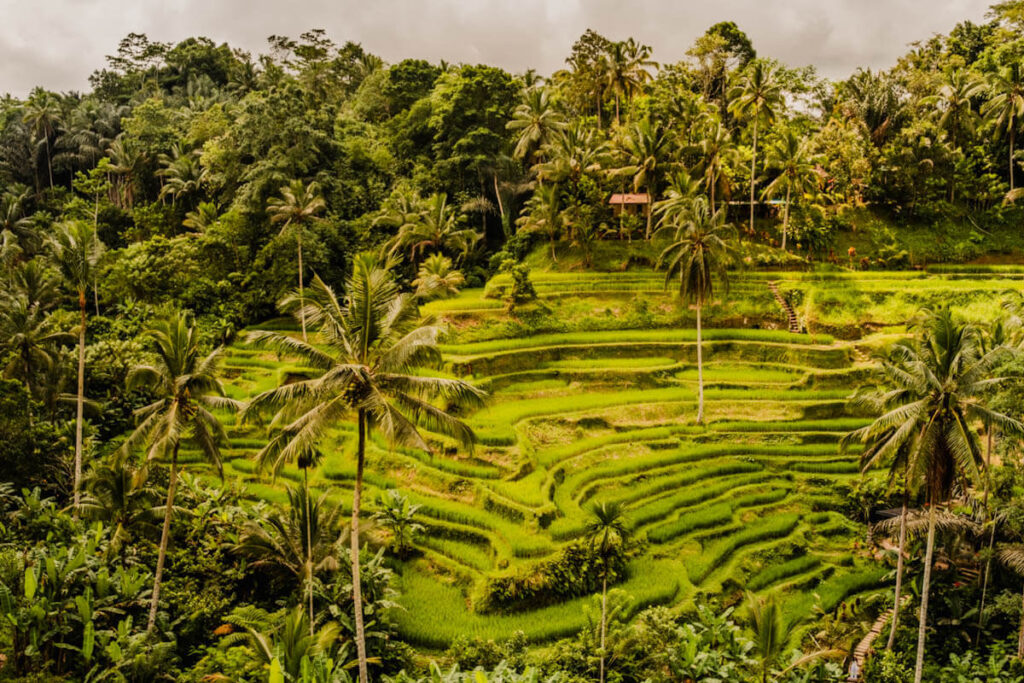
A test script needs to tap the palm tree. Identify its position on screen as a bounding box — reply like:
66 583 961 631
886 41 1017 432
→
412 253 465 300
746 592 838 682
221 605 342 682
728 61 782 235
506 88 566 164
584 501 629 683
615 118 679 240
267 180 326 343
386 193 478 266
762 130 820 250
695 120 738 213
0 295 69 411
117 312 241 634
602 39 656 126
157 146 207 207
516 184 564 261
244 254 485 683
656 198 733 425
930 68 984 152
49 221 104 511
22 95 61 191
982 63 1024 192
80 459 161 556
997 545 1024 658
236 485 341 636
537 122 610 188
373 489 425 556
843 309 1024 683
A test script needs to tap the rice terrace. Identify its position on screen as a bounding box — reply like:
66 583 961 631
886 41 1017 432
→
7 1 1024 682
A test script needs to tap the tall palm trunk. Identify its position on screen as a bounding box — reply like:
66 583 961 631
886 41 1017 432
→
913 501 937 683
886 490 909 650
644 182 655 240
147 442 179 635
45 136 54 190
696 301 705 425
72 290 87 513
749 116 759 236
352 410 369 683
1018 582 1024 659
304 466 314 638
781 185 791 251
596 91 602 131
614 96 621 127
977 427 995 644
599 570 608 683
1007 126 1015 193
297 229 307 343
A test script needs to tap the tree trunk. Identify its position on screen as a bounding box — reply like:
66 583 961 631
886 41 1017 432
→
1007 126 1015 193
45 136 54 190
696 302 704 425
599 571 607 683
977 427 995 644
352 410 369 683
297 229 307 343
886 491 908 650
781 185 791 251
749 116 758 236
1018 582 1024 659
147 443 179 635
596 92 602 131
304 466 314 638
913 502 937 683
710 172 716 214
644 181 655 240
72 292 87 514
615 96 620 127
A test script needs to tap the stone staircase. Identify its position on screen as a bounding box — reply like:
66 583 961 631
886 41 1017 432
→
850 597 909 678
768 281 801 334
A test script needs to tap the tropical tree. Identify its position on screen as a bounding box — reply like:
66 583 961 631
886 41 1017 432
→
584 501 629 683
746 592 838 682
762 129 819 250
506 87 566 164
244 254 485 683
997 545 1024 658
602 39 656 126
982 62 1024 192
656 198 733 425
116 312 240 634
157 146 207 207
411 253 465 300
49 221 104 511
267 179 326 342
842 309 1024 683
22 95 61 191
517 184 565 261
536 122 610 188
373 489 425 556
695 120 738 213
220 605 343 682
386 193 478 266
929 68 985 152
236 485 342 636
80 459 161 556
728 60 782 234
0 295 68 409
615 118 679 239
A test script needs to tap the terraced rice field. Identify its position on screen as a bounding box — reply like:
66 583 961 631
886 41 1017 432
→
201 265 1024 649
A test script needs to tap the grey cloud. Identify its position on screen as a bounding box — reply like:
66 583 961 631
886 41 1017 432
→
0 0 995 97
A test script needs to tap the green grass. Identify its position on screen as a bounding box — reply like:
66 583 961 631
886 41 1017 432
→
685 514 802 584
748 555 823 591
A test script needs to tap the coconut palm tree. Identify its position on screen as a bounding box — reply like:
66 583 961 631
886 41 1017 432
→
746 592 839 682
930 68 985 152
506 88 566 164
728 61 782 235
236 485 342 636
0 295 69 411
537 122 610 188
49 221 105 512
615 118 680 240
412 253 465 300
117 311 241 634
243 254 485 683
695 120 738 213
80 459 161 557
584 501 629 683
267 180 326 343
997 545 1024 658
22 95 61 191
516 184 565 261
656 198 733 425
982 63 1024 192
762 129 820 250
602 39 656 126
157 145 207 207
386 193 478 266
843 309 1024 682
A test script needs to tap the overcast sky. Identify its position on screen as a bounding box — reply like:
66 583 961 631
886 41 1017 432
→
0 0 996 97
